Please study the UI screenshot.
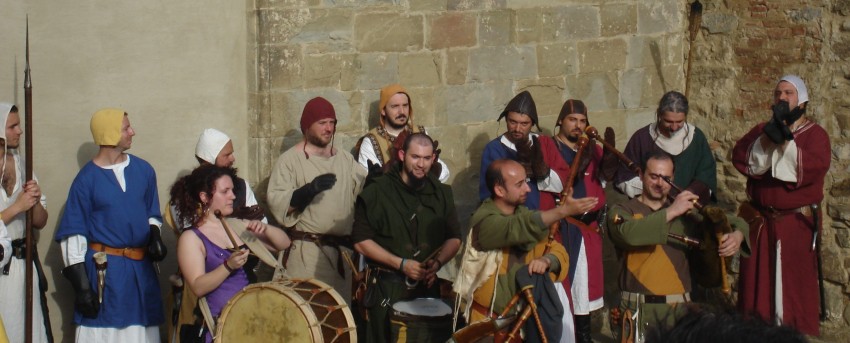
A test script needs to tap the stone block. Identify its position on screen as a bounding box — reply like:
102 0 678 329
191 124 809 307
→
446 49 470 85
789 7 822 23
354 12 424 53
537 43 578 77
627 34 685 69
443 81 513 125
516 6 599 43
427 12 477 50
321 0 397 8
410 0 446 12
303 53 354 88
622 109 656 137
249 92 271 138
702 12 738 34
261 45 303 90
354 53 399 90
506 0 593 8
637 0 681 35
515 78 567 119
258 0 320 9
288 9 352 43
566 72 620 113
619 65 684 109
259 9 312 44
480 10 514 46
399 53 442 87
823 249 849 284
448 0 506 11
600 3 637 37
252 136 287 190
406 87 438 127
578 38 627 74
468 46 537 82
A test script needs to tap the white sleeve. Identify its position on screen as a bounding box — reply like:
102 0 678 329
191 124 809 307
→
357 136 382 169
537 168 564 193
61 234 88 266
437 159 451 183
747 135 773 176
616 176 643 199
0 222 11 268
770 140 799 183
243 179 269 224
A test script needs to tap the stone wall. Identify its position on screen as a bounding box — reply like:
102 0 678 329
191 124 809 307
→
690 0 850 337
249 0 688 222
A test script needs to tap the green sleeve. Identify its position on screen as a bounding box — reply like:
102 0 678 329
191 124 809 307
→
545 254 561 274
727 214 751 257
608 206 686 248
475 208 547 251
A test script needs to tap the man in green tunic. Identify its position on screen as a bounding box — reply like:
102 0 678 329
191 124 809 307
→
353 133 462 343
608 152 748 342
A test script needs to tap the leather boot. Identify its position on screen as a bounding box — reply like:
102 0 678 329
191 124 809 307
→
574 314 593 343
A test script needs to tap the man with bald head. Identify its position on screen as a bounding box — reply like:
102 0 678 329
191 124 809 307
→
456 159 597 342
56 108 166 342
733 75 831 336
353 132 460 342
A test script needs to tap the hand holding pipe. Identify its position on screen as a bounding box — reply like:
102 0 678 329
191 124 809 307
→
585 126 641 175
611 213 702 249
214 210 241 250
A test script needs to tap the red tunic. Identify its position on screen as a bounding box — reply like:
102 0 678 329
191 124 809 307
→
732 120 830 336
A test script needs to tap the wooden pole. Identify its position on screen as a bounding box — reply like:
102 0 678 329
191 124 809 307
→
24 15 35 343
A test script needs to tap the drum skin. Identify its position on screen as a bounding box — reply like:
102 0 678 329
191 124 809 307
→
215 279 356 342
390 298 453 343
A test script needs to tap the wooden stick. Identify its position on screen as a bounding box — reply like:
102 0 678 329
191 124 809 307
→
585 126 641 175
214 210 240 249
24 17 35 343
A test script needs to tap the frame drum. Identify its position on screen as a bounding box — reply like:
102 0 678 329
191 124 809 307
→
215 278 356 342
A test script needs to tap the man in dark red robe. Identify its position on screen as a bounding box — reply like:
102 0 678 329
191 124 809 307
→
732 75 831 336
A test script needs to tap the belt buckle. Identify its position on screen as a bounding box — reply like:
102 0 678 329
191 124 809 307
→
800 206 813 217
122 247 134 258
764 206 781 218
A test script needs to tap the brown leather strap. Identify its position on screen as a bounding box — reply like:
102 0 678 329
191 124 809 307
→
287 230 351 277
89 242 145 261
754 202 815 218
471 301 499 320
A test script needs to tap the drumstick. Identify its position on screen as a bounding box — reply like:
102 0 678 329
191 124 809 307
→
341 250 360 280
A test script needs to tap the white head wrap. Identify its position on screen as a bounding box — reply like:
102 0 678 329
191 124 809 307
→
0 103 13 141
195 128 231 164
779 75 809 105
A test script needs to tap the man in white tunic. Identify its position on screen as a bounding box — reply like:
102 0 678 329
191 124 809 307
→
267 97 366 302
0 103 50 343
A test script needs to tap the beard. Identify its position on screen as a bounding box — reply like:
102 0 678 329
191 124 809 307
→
386 116 408 130
403 168 427 188
306 133 331 148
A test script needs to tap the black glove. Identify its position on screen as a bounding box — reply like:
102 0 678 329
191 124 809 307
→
529 136 550 181
599 127 619 182
290 173 337 212
364 160 383 188
685 179 712 208
62 262 99 318
429 140 443 179
763 101 795 144
147 225 167 262
231 204 266 221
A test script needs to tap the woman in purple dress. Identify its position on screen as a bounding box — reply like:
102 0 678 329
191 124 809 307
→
171 165 290 342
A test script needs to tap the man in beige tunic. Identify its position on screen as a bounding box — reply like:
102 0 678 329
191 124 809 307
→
267 97 366 301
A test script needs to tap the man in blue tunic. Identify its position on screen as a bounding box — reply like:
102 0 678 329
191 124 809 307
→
55 108 167 342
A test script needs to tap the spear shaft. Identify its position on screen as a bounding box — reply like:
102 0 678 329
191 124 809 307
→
24 16 35 343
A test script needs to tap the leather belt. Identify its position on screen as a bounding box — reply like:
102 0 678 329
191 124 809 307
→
621 291 690 304
89 242 146 261
755 203 814 219
11 238 26 259
285 229 351 277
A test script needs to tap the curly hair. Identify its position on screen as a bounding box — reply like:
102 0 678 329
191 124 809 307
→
169 164 238 228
